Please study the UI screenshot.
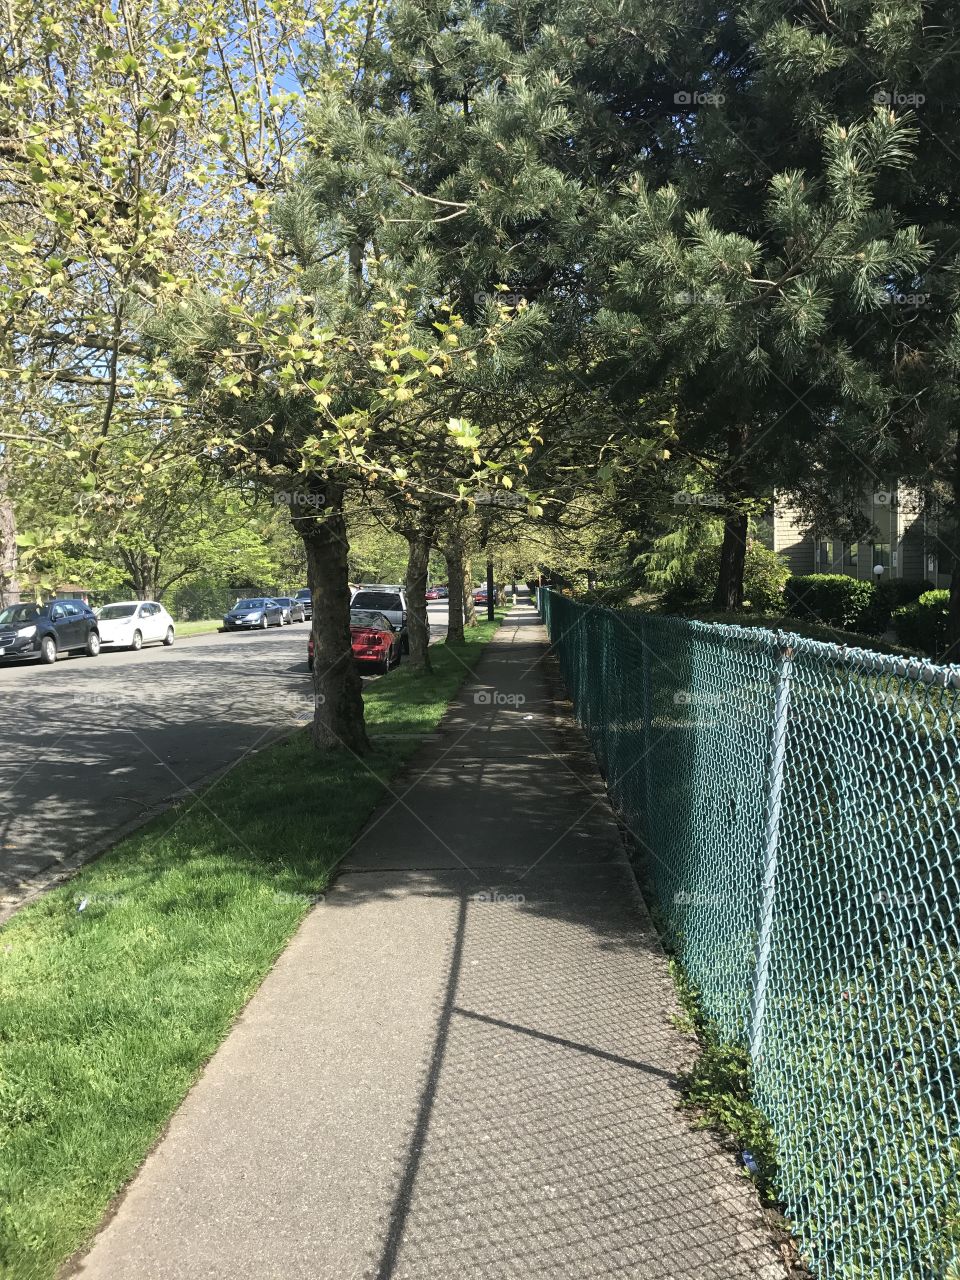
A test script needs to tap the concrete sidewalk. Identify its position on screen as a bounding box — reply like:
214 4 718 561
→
74 605 785 1280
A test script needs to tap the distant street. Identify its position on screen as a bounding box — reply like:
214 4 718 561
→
0 604 449 920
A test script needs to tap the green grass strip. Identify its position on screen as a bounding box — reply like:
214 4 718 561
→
0 615 502 1279
172 618 223 637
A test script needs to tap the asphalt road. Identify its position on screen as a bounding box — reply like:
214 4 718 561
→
0 604 450 921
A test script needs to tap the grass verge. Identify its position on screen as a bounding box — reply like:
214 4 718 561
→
173 618 223 637
0 614 502 1280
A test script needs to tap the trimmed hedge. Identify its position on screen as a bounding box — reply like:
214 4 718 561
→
786 574 875 629
786 574 932 635
857 578 933 634
892 589 950 657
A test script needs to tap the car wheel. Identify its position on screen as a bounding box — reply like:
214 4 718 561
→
260 616 268 630
163 626 175 646
39 635 57 664
130 630 142 651
85 631 101 657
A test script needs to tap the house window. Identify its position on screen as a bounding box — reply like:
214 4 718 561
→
816 540 829 569
871 543 890 570
844 542 858 568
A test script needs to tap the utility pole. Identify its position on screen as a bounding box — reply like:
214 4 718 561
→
486 557 495 622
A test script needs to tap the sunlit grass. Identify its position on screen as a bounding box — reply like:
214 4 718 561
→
0 616 501 1279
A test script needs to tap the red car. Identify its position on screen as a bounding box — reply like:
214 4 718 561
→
307 610 401 675
425 585 448 601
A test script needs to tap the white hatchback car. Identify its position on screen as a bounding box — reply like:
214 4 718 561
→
96 601 175 651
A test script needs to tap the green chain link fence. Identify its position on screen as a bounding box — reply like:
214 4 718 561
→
538 589 960 1280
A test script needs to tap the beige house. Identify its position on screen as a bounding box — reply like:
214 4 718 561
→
769 487 953 588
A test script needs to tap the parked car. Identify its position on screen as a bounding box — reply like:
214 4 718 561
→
349 585 409 651
473 586 489 606
223 597 284 630
272 596 306 624
294 588 312 620
97 600 175 650
308 609 402 674
0 599 100 664
425 585 448 601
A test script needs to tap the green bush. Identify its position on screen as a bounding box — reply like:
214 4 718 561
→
663 542 790 612
856 579 933 635
893 589 951 657
785 573 875 629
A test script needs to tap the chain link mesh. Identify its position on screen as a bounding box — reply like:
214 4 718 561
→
539 589 960 1280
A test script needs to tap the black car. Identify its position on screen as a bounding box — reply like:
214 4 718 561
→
222 598 285 630
294 588 312 620
0 599 100 664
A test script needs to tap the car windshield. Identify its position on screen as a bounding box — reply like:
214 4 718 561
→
275 598 293 606
295 590 310 599
351 610 391 630
235 599 266 610
99 604 138 620
0 603 41 625
352 591 401 611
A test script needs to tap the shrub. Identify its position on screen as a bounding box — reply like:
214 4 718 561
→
785 574 875 629
856 578 932 635
663 542 790 612
892 589 950 657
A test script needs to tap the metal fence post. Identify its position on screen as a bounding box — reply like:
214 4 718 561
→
749 635 794 1060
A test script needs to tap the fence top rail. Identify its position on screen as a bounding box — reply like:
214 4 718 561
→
539 589 960 689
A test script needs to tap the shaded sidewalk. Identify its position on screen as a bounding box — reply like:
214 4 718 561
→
75 604 786 1279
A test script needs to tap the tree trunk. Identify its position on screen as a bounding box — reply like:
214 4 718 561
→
443 544 465 644
462 554 477 627
944 432 960 662
0 460 20 606
714 511 749 610
404 530 433 673
713 424 749 611
300 482 370 754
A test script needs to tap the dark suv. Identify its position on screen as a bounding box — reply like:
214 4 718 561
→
0 599 101 664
